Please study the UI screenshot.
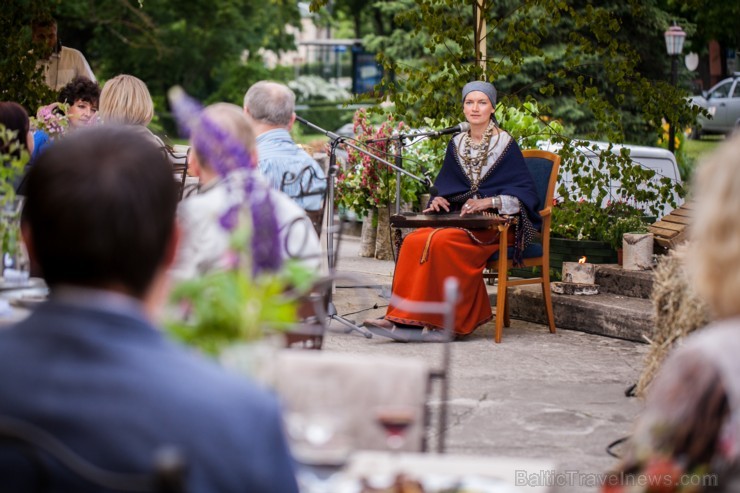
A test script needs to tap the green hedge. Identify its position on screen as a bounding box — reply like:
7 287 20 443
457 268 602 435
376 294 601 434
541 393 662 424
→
296 104 355 135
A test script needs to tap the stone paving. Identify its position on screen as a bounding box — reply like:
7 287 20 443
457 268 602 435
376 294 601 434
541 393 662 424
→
323 234 649 492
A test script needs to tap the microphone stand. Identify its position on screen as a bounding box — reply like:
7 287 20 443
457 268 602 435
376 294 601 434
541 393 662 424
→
363 131 439 215
295 116 431 338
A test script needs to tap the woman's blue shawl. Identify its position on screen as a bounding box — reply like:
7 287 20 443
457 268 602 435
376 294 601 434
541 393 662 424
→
432 135 541 263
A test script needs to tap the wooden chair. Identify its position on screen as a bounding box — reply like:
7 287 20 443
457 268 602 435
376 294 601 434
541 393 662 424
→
485 150 561 343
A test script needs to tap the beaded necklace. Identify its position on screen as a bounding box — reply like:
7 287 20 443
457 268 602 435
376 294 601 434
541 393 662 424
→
460 120 498 192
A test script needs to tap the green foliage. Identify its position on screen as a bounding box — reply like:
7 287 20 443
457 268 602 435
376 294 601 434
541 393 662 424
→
654 121 695 182
206 62 288 106
307 0 692 235
334 108 441 216
496 101 564 148
607 215 650 251
0 126 30 258
335 109 403 217
555 140 685 218
668 0 739 51
50 0 302 135
289 76 355 135
165 209 317 354
0 3 56 113
166 261 313 355
551 199 649 250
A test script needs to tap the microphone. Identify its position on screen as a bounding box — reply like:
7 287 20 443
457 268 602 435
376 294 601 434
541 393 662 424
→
431 122 470 137
408 122 471 139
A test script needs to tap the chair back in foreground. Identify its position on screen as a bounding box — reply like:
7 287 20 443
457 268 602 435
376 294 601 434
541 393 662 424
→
274 351 430 456
485 149 561 343
0 415 187 493
276 277 458 455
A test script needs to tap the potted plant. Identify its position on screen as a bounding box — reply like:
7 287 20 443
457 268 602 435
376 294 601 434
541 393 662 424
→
336 109 434 260
551 199 649 272
607 215 650 265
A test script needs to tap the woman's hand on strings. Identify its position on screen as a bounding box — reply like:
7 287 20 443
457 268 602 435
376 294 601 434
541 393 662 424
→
460 198 490 216
423 196 450 213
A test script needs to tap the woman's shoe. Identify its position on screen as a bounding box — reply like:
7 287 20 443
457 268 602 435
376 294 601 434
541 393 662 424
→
362 318 412 342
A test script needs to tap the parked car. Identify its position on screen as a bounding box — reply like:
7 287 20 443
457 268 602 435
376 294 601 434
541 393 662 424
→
689 72 740 139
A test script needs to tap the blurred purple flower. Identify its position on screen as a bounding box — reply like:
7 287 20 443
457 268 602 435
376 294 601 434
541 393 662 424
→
168 86 283 276
219 205 239 231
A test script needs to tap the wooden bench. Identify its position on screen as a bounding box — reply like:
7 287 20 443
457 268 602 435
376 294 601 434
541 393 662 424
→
649 202 693 249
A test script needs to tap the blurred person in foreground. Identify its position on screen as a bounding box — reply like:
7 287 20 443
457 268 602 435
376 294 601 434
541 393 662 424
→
243 81 327 212
32 17 96 91
603 133 740 493
171 101 321 280
0 126 299 492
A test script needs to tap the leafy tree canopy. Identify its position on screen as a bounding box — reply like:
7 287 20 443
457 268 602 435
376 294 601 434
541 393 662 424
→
312 0 704 146
2 0 303 126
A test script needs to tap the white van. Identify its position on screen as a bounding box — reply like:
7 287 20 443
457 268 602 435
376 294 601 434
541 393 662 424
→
538 140 684 217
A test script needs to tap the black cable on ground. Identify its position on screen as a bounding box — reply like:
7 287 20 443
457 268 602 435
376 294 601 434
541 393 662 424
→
341 303 388 318
625 383 637 397
606 435 629 459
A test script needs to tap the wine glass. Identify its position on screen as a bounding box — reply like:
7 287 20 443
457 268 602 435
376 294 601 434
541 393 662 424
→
285 411 349 493
374 405 416 452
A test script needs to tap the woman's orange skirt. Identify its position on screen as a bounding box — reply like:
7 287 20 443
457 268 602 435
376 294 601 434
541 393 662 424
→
386 227 502 336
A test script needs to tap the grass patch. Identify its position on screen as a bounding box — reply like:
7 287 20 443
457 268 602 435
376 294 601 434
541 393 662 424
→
681 135 724 181
684 135 723 163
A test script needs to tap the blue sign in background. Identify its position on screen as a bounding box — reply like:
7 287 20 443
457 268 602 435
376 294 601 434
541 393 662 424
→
352 47 383 94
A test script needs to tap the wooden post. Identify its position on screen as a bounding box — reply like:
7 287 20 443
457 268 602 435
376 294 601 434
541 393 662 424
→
473 0 487 73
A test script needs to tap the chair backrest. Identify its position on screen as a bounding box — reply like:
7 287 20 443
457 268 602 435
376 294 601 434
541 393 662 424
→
280 166 328 236
275 351 431 455
163 145 190 201
279 165 326 202
522 149 561 214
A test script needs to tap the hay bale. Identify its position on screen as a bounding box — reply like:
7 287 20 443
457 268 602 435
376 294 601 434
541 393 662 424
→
636 244 711 396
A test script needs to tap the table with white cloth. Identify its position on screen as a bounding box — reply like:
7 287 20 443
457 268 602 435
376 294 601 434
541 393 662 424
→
300 451 557 492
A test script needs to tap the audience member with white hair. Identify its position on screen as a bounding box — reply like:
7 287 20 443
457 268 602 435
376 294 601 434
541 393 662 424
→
243 81 326 212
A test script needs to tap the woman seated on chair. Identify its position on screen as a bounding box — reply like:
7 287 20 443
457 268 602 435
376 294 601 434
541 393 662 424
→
99 74 164 148
365 81 541 341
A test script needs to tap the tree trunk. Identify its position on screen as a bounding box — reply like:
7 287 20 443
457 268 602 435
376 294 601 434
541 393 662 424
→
375 206 393 260
358 209 377 258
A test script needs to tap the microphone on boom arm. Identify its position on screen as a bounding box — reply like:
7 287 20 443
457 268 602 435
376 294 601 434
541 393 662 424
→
431 122 470 137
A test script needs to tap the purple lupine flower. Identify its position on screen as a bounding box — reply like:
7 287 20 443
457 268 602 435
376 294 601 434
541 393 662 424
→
219 204 240 231
168 86 283 276
245 179 282 275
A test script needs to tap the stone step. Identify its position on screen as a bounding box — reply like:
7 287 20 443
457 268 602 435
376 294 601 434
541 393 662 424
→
493 284 653 343
594 264 654 299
